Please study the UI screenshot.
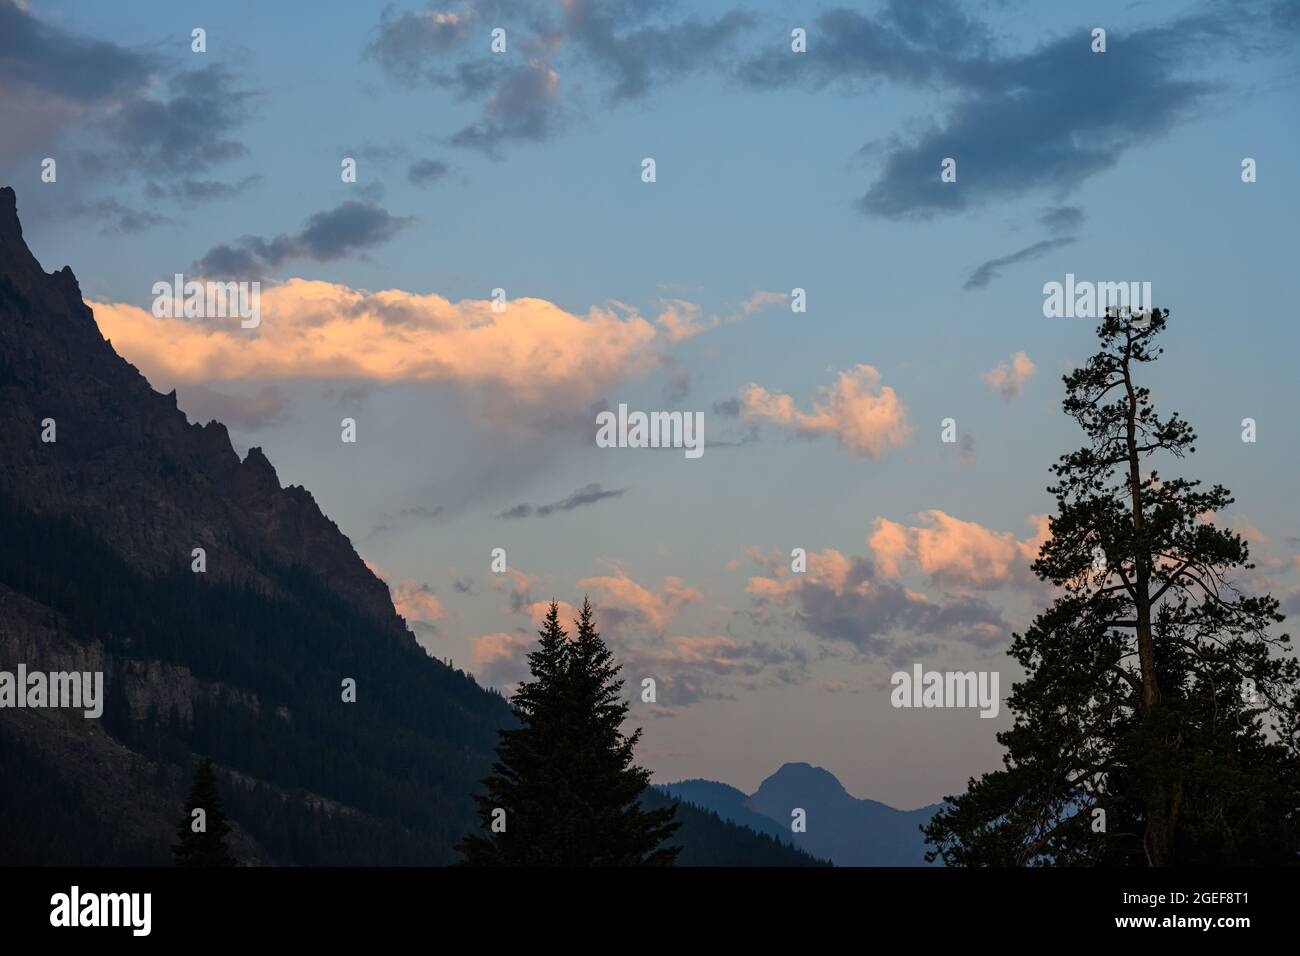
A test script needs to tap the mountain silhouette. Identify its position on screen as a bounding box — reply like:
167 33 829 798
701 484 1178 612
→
662 762 943 866
0 186 817 866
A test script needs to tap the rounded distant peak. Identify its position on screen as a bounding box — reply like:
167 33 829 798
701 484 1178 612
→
758 762 850 798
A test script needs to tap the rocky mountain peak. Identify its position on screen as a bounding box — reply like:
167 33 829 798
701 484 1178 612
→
0 185 411 642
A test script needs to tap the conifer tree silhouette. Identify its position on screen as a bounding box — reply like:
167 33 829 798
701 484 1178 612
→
173 757 237 866
458 599 680 865
925 309 1300 866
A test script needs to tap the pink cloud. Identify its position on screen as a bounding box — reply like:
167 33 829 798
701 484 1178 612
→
983 351 1036 400
740 364 910 458
869 510 1049 589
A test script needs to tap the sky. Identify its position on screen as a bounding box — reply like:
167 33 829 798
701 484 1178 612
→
3 0 1298 808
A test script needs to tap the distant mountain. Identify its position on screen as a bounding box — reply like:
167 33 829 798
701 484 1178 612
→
0 186 812 866
657 779 795 842
662 762 943 866
640 788 830 866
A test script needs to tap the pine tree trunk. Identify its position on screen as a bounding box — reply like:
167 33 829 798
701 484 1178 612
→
1122 333 1171 866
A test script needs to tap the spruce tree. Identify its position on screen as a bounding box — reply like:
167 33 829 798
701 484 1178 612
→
925 309 1300 866
457 599 680 865
172 757 237 866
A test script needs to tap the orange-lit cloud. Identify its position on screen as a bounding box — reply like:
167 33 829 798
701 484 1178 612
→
576 572 704 634
390 580 448 624
472 631 532 668
739 364 910 458
869 510 1049 589
89 281 731 429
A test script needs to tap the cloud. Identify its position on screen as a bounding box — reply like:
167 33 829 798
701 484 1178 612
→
869 511 1050 591
64 198 170 236
146 176 262 204
982 351 1036 399
1040 205 1085 235
175 383 289 430
626 633 809 710
91 282 734 430
0 3 256 208
0 0 152 103
449 60 565 154
471 630 535 689
964 237 1075 291
740 364 910 458
561 0 755 103
194 201 414 276
737 0 1296 219
654 300 719 343
83 65 255 178
408 158 450 186
365 1 757 156
661 366 691 403
493 568 541 615
365 6 478 81
576 571 703 634
743 546 1008 657
739 290 789 314
391 580 449 627
712 397 741 417
497 482 627 519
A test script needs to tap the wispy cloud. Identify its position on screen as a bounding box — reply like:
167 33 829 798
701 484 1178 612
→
964 237 1075 291
497 483 627 519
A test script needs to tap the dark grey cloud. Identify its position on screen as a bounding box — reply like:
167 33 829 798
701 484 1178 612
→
963 236 1076 291
497 482 627 519
748 552 1008 658
366 0 758 156
0 2 254 207
0 0 152 105
147 176 262 204
449 61 565 155
712 397 741 417
400 505 445 521
408 158 450 186
562 0 755 102
1040 204 1085 235
65 198 170 236
368 504 444 541
708 424 760 449
194 201 414 276
365 5 477 82
737 0 990 92
662 367 691 403
84 66 255 177
958 432 975 466
739 0 1296 219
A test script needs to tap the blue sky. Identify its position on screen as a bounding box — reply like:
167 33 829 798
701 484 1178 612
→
3 0 1298 806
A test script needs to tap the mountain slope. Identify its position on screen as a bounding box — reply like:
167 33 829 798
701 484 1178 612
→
663 762 943 866
0 186 817 866
639 788 829 866
656 779 795 842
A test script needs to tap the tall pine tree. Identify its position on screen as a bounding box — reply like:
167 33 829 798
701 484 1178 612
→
173 757 237 866
925 309 1300 866
457 599 680 865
